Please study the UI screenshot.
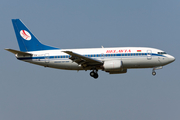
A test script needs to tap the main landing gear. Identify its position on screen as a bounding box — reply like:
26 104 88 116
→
90 69 99 79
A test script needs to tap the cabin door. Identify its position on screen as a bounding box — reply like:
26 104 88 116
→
147 50 152 60
45 53 49 63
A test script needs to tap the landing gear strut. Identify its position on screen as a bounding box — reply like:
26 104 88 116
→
152 66 163 76
90 69 99 79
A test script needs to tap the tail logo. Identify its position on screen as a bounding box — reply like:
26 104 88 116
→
20 30 31 40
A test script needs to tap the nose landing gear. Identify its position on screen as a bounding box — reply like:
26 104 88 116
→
152 66 163 76
90 69 99 79
152 70 156 76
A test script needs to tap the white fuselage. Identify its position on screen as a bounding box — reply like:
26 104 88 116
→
17 47 175 71
8 19 175 78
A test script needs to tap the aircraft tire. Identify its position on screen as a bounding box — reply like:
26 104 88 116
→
93 73 98 79
152 71 156 76
90 71 95 77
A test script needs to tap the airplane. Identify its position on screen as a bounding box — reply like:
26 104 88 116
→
5 19 175 79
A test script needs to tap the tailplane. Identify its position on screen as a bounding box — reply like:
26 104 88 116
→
12 19 59 52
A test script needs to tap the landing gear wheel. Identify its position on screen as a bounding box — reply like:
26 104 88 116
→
90 69 99 79
152 71 156 76
93 73 99 79
90 71 95 77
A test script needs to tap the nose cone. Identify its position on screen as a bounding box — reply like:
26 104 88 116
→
168 55 175 63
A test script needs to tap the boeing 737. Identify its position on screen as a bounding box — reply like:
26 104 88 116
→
5 19 175 79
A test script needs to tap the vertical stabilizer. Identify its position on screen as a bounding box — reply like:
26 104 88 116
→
12 19 59 52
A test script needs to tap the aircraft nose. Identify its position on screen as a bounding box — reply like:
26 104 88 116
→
168 55 175 63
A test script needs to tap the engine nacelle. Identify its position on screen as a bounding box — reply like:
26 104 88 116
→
109 69 127 74
103 60 122 71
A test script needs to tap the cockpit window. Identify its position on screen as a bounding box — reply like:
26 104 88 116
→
158 52 167 55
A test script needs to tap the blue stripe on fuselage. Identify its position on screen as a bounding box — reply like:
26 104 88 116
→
17 53 164 60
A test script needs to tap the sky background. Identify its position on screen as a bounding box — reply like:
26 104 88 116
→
0 0 180 120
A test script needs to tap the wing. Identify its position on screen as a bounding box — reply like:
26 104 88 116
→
63 51 103 68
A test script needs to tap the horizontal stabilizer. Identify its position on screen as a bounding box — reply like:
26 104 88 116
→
5 48 32 56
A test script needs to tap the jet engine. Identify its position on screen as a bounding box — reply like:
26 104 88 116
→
103 60 122 71
103 60 127 74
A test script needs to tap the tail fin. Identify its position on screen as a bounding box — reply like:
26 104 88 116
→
12 19 59 52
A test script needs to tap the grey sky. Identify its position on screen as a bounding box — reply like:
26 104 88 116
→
0 0 180 120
